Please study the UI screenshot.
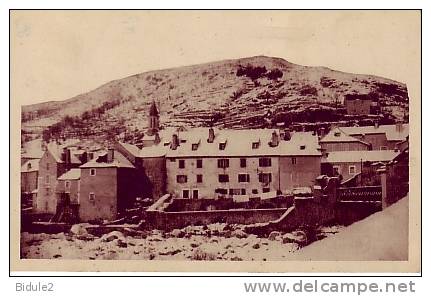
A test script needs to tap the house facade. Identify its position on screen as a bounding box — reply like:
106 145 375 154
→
35 141 93 214
323 150 399 181
344 94 373 115
21 159 39 194
78 150 141 222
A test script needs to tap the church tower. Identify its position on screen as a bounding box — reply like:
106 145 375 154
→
148 100 159 135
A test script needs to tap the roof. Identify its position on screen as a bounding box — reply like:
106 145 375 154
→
21 138 44 159
46 142 83 164
21 159 39 173
118 141 141 157
58 168 81 180
80 151 135 169
320 127 370 146
323 150 399 163
339 124 409 142
122 128 322 158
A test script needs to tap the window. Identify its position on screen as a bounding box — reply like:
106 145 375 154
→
259 157 272 167
192 190 199 199
259 173 272 183
169 158 176 162
334 132 341 137
219 142 226 150
65 181 71 189
252 142 260 149
196 159 203 168
182 190 189 199
380 146 388 150
333 166 340 175
241 188 246 195
262 187 270 193
178 159 185 169
240 158 247 168
229 188 242 195
192 144 199 151
299 145 306 150
217 158 229 168
46 163 50 170
238 174 250 183
45 175 50 184
218 174 229 183
215 188 228 194
291 157 297 165
252 189 258 194
176 175 188 183
90 168 96 176
349 165 356 175
89 192 95 203
45 188 50 195
196 174 203 183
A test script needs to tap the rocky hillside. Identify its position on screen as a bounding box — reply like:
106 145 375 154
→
21 56 409 142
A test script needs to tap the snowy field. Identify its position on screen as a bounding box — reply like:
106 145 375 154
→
21 224 342 261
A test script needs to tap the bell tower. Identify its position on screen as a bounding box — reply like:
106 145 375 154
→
148 100 159 135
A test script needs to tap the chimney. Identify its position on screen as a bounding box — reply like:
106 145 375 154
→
374 121 379 129
107 148 114 163
318 127 326 137
270 130 279 147
63 148 71 169
80 151 88 164
170 134 180 150
396 121 403 132
207 127 215 143
283 129 291 141
154 132 161 145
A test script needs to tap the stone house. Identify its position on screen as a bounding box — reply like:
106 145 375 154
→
21 159 39 194
344 94 373 115
35 144 83 213
320 123 409 152
120 127 323 200
56 168 81 205
322 150 399 181
78 150 142 222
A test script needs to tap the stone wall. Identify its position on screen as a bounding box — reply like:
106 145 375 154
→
144 207 287 231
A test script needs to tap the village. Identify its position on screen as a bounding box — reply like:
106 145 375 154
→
20 96 409 260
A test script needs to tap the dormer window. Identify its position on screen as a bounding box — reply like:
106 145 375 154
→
192 143 199 151
300 145 306 150
219 142 226 150
252 142 260 149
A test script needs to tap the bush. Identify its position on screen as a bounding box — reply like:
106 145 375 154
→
266 68 283 80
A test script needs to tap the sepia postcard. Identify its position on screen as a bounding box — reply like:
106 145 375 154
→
10 10 421 273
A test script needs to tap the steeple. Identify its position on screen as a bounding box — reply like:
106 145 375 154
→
148 100 159 135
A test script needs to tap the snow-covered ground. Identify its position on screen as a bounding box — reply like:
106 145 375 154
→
21 224 343 261
294 197 409 261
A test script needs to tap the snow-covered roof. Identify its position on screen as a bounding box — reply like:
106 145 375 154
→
58 168 81 180
46 142 82 164
339 124 409 142
323 150 399 163
129 128 321 158
320 127 370 146
21 159 39 173
80 151 135 169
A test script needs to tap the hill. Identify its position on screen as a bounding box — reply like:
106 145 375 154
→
21 56 409 143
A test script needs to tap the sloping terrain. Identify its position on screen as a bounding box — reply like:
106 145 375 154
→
21 56 409 142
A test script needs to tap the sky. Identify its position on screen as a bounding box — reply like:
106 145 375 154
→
11 10 421 106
